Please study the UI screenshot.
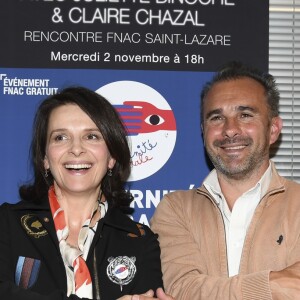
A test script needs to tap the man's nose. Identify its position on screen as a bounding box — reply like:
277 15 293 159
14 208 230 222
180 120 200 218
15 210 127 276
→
222 118 242 138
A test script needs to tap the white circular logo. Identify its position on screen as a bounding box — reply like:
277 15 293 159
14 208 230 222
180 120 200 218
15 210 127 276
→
96 81 177 181
106 256 136 288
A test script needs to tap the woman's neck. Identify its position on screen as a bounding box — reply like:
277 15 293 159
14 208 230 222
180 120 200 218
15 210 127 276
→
53 183 100 228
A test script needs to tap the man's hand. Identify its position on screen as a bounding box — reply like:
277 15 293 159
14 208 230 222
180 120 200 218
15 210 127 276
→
117 288 175 300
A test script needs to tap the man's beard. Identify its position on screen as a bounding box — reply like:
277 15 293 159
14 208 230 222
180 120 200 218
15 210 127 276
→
207 136 268 180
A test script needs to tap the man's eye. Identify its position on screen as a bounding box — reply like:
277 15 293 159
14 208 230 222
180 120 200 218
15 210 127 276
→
241 113 253 118
210 115 222 121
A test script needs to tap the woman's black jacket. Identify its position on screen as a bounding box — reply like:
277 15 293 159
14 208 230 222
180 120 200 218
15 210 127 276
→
0 198 163 300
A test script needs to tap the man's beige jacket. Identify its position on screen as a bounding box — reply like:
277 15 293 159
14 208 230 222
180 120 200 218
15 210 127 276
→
151 161 300 300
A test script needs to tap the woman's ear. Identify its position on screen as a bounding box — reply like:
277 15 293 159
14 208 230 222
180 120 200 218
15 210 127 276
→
44 155 50 170
108 157 116 170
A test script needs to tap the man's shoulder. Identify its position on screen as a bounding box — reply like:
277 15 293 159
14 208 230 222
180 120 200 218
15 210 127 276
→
151 187 214 229
164 188 203 201
272 167 300 191
157 186 210 212
283 176 300 187
268 169 300 209
280 176 300 197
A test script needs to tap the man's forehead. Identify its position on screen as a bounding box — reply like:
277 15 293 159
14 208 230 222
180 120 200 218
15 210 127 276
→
204 79 266 103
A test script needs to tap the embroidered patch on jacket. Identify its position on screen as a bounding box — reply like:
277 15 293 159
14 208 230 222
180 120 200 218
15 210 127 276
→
21 214 48 238
15 256 41 289
106 256 136 291
127 224 146 238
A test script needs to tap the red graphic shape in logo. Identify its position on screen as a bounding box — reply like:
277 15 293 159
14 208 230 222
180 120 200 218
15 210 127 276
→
115 101 176 136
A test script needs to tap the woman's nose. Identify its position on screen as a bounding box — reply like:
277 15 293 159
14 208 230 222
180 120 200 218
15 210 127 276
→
69 138 85 156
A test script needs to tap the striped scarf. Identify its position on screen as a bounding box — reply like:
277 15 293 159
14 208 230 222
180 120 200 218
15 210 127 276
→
48 186 107 298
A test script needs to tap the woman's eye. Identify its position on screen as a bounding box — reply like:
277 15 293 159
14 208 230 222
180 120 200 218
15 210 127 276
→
86 133 102 140
87 134 97 139
54 134 67 141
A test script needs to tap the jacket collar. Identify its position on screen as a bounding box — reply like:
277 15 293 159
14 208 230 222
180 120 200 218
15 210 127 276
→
265 160 285 195
197 160 285 202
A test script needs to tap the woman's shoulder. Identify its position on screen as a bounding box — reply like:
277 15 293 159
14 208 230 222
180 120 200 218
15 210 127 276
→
0 201 21 211
105 207 155 239
128 220 154 238
0 199 40 208
0 201 23 222
0 199 48 214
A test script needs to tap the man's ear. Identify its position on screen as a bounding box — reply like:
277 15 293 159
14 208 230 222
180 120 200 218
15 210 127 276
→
201 124 206 147
269 116 283 145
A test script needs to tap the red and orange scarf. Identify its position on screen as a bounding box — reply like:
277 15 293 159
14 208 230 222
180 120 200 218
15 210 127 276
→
49 186 107 298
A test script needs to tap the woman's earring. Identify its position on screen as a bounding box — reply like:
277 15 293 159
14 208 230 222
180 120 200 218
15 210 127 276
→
45 169 49 178
107 169 112 177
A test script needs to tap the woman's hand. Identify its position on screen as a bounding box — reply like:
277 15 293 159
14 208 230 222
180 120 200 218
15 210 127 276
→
117 288 175 300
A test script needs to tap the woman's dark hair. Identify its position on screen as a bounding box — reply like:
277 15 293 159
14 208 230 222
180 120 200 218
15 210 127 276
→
200 61 280 124
19 86 133 213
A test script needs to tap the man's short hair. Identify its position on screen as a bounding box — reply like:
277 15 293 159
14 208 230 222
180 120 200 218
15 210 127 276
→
200 61 280 124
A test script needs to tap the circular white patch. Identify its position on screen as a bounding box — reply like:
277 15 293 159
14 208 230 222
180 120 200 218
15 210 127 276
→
97 81 177 181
